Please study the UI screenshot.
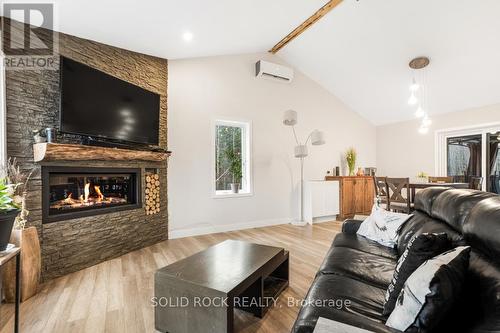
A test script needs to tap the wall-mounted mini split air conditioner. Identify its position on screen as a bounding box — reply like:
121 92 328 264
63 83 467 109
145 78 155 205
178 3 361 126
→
255 60 294 83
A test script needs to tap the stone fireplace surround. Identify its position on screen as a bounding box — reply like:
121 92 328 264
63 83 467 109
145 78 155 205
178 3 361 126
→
4 18 169 280
39 159 167 281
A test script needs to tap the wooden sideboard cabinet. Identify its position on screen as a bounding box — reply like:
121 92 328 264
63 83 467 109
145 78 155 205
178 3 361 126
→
325 176 375 220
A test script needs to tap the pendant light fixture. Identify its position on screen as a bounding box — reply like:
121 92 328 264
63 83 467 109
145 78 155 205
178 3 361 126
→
408 57 431 134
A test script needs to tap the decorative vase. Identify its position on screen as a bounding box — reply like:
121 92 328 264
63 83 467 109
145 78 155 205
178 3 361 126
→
0 209 19 251
356 167 364 176
3 226 41 302
348 166 355 176
230 183 240 194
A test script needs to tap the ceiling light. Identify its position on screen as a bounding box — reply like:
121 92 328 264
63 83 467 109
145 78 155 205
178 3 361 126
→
422 116 432 127
410 78 419 92
415 107 425 118
408 56 431 133
182 31 193 42
418 126 429 135
408 93 418 106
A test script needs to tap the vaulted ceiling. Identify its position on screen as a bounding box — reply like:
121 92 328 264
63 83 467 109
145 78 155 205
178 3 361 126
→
278 0 500 125
10 0 500 125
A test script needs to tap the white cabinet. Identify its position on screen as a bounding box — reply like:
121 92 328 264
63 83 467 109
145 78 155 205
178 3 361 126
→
304 180 340 224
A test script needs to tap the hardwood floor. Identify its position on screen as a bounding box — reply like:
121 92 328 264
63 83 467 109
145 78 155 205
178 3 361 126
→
0 221 341 333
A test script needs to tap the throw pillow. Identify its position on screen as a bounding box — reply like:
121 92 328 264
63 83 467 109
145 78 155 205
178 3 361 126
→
357 204 413 248
383 232 451 316
385 246 471 333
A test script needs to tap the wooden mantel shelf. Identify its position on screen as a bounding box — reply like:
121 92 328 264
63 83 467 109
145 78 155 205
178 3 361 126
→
33 143 171 163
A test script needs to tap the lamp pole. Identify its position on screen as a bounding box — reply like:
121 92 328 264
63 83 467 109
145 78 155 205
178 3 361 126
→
300 156 304 222
283 110 325 226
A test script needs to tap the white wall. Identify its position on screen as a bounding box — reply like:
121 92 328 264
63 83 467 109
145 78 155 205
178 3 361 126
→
168 53 376 238
376 103 500 178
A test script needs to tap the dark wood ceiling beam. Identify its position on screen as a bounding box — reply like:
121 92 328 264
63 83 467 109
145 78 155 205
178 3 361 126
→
269 0 344 54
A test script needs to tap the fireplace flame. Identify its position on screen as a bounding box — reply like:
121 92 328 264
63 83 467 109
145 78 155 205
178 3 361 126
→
94 185 104 202
63 193 74 204
79 194 84 204
84 183 90 203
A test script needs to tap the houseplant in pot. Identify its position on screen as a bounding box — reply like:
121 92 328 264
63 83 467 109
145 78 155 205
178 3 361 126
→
2 158 40 302
225 149 243 194
0 177 20 251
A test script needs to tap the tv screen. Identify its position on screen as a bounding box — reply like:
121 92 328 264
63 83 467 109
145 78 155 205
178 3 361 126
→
60 57 160 145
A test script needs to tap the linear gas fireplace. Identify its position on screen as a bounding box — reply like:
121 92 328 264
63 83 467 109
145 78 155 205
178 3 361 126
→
42 167 142 223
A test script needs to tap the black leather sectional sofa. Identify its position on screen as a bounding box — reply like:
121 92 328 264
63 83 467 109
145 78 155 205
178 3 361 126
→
291 187 500 333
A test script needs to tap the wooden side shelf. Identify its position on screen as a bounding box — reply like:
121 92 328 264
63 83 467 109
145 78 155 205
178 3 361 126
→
33 143 171 163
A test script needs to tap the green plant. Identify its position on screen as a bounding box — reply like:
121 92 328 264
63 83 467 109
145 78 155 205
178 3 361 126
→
417 171 428 178
0 178 19 212
224 149 243 183
345 148 357 176
1 158 35 228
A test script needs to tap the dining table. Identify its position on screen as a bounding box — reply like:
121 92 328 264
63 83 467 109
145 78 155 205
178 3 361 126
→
409 182 470 203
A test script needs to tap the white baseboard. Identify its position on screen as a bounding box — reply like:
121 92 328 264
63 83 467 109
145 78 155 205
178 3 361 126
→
169 218 292 239
312 215 339 223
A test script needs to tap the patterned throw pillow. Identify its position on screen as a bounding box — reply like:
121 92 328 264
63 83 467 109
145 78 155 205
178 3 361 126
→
386 246 471 333
383 233 451 316
357 204 413 248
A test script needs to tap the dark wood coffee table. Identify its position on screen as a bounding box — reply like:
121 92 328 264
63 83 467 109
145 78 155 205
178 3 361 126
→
154 240 289 333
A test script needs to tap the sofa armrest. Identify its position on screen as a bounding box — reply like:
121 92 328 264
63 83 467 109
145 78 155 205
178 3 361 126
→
341 219 363 234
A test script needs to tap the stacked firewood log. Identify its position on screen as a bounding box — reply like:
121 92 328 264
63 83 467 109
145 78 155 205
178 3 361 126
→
145 173 160 215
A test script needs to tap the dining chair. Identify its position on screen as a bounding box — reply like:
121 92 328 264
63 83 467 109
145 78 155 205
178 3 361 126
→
428 176 454 183
386 177 411 214
469 177 483 191
373 176 389 209
453 175 466 183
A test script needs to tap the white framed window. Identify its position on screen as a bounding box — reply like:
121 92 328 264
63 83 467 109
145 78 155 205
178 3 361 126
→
212 119 252 198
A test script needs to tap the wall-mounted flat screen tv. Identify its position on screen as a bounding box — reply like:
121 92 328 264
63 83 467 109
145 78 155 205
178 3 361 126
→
60 56 160 145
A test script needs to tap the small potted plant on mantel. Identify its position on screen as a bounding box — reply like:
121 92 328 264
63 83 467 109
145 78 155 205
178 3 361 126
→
2 158 40 303
225 149 243 194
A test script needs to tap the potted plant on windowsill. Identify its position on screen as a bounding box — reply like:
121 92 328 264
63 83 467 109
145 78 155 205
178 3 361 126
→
2 158 40 303
225 149 243 194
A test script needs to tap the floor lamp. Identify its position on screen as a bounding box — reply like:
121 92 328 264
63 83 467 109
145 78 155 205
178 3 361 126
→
283 110 325 226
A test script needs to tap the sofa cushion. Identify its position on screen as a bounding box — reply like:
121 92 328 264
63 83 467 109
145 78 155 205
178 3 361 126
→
396 211 463 256
291 274 393 333
413 187 451 216
319 246 396 288
332 233 398 260
383 233 451 316
386 246 470 333
430 189 495 233
463 196 500 263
